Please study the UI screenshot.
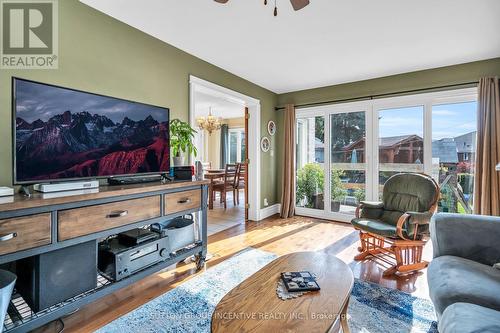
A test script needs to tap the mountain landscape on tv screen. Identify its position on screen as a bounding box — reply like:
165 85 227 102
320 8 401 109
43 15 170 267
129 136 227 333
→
16 110 169 182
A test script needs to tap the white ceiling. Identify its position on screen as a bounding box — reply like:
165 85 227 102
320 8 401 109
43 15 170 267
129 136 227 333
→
81 0 500 94
194 89 245 119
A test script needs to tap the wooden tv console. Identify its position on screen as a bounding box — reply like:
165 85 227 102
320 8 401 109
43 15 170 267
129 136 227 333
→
0 180 209 333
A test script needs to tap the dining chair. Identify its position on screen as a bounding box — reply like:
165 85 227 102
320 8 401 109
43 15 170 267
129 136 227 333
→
201 161 211 171
234 162 246 205
212 163 237 209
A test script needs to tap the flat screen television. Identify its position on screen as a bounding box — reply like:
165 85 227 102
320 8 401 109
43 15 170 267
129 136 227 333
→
12 78 170 184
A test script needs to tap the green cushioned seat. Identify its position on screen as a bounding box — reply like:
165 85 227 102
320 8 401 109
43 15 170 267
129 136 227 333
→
351 173 438 240
351 217 408 238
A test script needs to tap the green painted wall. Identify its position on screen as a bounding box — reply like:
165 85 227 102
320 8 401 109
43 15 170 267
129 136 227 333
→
277 58 500 106
0 0 280 207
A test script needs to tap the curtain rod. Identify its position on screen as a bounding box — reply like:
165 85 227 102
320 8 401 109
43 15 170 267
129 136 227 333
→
274 81 479 111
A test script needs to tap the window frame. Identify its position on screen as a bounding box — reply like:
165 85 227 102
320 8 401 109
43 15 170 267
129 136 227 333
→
295 87 478 222
227 127 245 164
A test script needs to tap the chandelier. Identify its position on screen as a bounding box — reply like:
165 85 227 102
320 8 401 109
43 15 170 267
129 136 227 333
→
196 107 222 135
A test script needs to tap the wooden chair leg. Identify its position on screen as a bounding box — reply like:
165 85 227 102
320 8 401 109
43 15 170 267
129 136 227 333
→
383 241 428 276
354 231 429 276
233 189 236 205
223 191 227 209
236 188 240 205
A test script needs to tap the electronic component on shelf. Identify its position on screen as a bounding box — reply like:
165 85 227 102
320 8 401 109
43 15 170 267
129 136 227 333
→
118 228 159 247
33 180 99 193
98 231 170 281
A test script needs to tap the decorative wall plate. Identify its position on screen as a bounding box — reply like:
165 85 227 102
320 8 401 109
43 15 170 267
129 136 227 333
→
267 120 276 136
261 137 270 152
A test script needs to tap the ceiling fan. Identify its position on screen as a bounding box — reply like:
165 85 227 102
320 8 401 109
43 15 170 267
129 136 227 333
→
214 0 310 16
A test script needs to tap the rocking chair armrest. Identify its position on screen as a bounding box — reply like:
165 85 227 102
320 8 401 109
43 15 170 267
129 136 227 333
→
356 201 384 218
406 211 434 225
359 201 384 209
396 213 411 240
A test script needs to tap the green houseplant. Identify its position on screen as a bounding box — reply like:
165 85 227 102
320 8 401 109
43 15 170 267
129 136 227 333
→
296 163 324 209
330 169 347 212
353 188 365 205
169 119 197 166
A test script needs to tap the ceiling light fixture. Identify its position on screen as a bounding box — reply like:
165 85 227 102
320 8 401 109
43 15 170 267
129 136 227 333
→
214 0 310 17
196 107 222 135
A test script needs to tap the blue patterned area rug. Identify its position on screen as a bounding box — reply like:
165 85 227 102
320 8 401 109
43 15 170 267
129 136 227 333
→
97 248 437 333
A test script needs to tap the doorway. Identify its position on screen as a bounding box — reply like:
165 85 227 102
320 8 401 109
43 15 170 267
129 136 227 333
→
189 76 260 235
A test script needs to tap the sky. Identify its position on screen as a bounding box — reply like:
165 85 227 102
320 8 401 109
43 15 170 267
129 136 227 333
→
379 102 477 140
15 79 169 124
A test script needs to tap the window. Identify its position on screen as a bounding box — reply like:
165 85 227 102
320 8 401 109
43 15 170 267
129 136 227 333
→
228 128 245 164
432 101 477 213
294 88 477 222
378 106 424 197
330 111 367 214
296 116 325 210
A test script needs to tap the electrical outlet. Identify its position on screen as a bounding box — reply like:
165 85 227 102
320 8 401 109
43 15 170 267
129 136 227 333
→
264 198 269 207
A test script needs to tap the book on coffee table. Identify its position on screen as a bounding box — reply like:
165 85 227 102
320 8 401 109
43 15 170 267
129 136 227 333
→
280 271 320 292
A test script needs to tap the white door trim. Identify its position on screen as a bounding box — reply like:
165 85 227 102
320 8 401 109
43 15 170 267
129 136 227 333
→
189 75 262 221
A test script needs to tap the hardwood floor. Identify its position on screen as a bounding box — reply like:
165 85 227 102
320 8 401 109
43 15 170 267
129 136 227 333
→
36 214 432 333
207 190 245 235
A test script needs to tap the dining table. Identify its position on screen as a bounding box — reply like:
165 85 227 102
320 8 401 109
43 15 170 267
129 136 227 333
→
204 171 225 209
205 169 225 173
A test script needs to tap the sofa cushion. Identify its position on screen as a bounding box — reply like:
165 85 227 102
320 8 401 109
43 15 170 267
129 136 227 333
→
428 255 500 317
439 302 500 333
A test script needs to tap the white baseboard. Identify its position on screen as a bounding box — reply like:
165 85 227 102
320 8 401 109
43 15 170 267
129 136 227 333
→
259 203 281 220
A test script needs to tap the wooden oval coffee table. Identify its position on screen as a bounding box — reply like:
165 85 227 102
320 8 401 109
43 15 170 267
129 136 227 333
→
211 252 354 333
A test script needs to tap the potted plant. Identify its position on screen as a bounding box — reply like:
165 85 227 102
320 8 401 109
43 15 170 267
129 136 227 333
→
330 169 347 212
169 119 197 166
353 188 365 205
296 163 324 209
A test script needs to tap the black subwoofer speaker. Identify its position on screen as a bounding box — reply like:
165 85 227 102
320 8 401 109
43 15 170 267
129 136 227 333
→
16 241 97 312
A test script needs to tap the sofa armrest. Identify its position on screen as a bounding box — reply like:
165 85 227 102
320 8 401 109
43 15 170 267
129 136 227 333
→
430 213 500 266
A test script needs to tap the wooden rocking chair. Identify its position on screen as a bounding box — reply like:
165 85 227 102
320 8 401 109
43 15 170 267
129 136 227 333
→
351 173 440 276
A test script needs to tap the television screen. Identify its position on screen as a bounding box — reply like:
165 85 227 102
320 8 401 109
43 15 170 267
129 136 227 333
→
13 78 170 184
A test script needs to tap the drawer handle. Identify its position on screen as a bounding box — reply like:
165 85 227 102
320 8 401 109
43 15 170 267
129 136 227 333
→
178 198 191 204
106 210 128 218
0 232 17 242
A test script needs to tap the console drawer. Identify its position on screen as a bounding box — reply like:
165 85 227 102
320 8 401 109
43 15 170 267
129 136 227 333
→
0 213 51 255
164 189 201 215
58 196 161 241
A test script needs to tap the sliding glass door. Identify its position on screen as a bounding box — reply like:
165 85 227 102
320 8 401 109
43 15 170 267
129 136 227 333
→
330 111 367 215
432 101 477 213
376 106 424 197
296 115 325 211
295 88 477 222
296 104 371 221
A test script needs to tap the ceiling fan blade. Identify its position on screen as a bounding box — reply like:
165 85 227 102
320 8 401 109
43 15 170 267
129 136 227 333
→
214 0 229 3
290 0 309 11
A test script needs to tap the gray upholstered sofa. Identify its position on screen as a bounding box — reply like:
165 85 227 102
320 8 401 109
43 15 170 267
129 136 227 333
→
428 213 500 333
